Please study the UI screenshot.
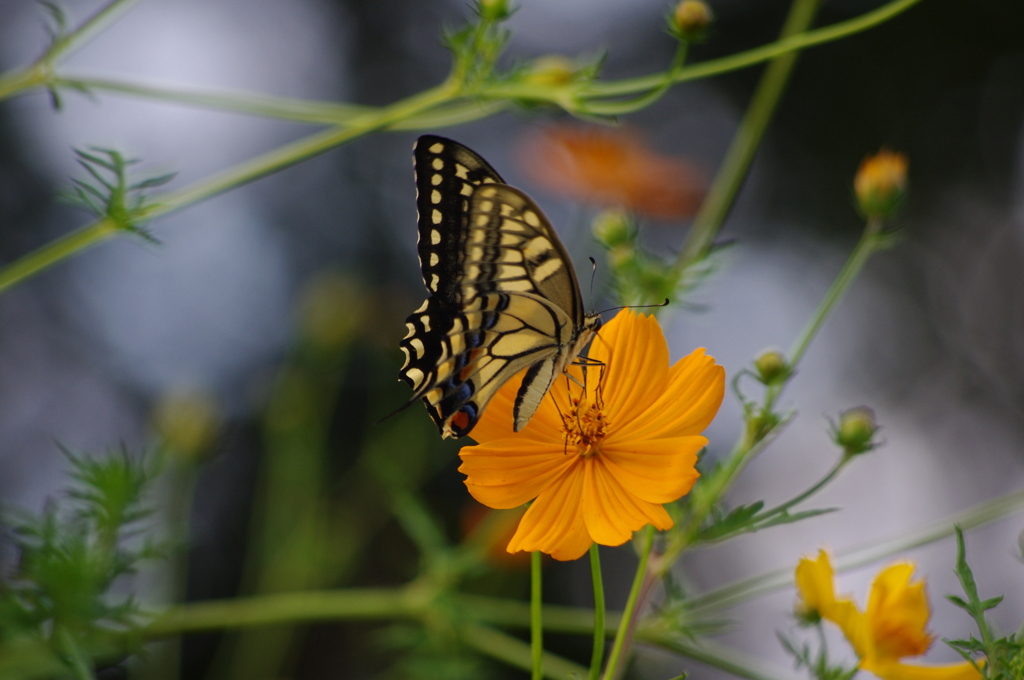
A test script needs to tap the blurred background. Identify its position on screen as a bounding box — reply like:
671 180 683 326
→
1 0 1023 678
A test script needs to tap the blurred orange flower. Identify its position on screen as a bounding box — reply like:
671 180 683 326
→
795 550 983 680
458 310 724 561
520 126 705 219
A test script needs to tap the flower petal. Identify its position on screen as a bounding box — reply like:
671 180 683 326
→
589 311 670 426
860 659 983 680
469 368 566 444
581 456 673 546
506 465 592 560
615 348 725 441
599 436 704 504
459 438 574 509
867 563 933 660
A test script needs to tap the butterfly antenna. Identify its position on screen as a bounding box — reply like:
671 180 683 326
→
588 257 598 312
595 298 670 316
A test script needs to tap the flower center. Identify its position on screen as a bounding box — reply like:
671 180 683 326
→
561 397 608 456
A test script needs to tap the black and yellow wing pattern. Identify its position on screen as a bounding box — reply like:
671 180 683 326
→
399 135 602 439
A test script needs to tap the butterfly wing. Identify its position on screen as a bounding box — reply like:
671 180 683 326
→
399 136 587 438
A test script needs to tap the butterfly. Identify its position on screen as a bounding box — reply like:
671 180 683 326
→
398 135 603 439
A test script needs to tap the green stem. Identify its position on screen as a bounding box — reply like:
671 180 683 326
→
48 0 142 66
689 485 1024 613
145 590 618 639
602 527 653 680
583 42 688 117
749 455 849 525
145 589 416 635
0 218 118 294
51 75 508 129
785 218 882 370
676 0 822 271
54 627 95 680
531 551 544 680
0 0 140 102
588 544 606 680
0 81 458 296
640 634 792 680
585 0 924 98
461 624 587 680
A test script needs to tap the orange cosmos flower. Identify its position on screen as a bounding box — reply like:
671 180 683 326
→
520 126 705 220
795 550 983 680
458 310 725 561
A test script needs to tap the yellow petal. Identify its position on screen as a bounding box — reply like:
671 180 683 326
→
861 659 983 680
506 465 593 561
599 436 704 504
867 563 933 660
581 456 673 545
795 550 839 615
617 348 725 441
459 438 576 509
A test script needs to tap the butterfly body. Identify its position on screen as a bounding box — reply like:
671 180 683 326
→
399 135 601 439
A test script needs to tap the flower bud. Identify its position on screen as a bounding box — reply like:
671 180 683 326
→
754 349 788 385
524 55 576 87
153 389 221 463
854 149 907 219
592 209 631 248
835 406 878 456
672 0 712 41
478 0 510 22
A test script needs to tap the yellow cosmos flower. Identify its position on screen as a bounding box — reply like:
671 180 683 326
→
795 550 983 680
457 310 725 561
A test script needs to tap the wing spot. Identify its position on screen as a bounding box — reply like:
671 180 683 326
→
431 189 441 203
432 158 444 170
479 200 494 212
432 209 443 224
523 211 542 227
404 322 417 339
455 164 469 179
421 314 432 331
414 300 429 313
476 215 490 226
431 229 441 245
431 174 443 186
479 187 497 198
429 273 439 292
410 338 425 358
430 252 440 267
405 367 425 387
460 184 474 196
429 142 445 153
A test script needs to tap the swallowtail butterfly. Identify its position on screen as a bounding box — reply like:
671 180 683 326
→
398 135 602 439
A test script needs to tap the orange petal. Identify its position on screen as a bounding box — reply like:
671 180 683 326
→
469 367 567 444
581 456 673 546
615 348 725 441
459 438 575 509
599 436 703 504
590 311 670 426
506 465 592 561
